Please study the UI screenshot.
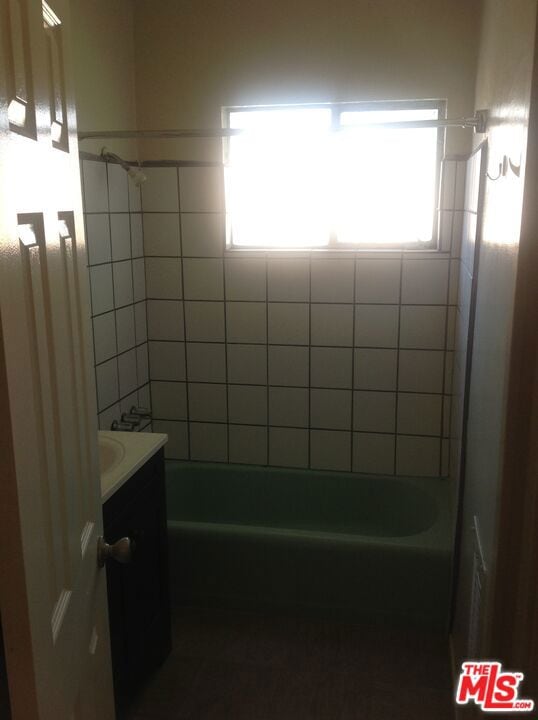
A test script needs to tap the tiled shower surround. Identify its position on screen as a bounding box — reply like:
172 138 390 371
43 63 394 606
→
129 158 467 477
81 156 151 431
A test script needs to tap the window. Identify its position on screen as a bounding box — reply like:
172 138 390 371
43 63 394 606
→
223 100 445 250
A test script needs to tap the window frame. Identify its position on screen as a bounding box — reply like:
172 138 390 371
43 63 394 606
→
222 98 447 252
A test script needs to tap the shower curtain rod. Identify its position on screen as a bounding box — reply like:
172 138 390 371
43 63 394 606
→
78 110 488 140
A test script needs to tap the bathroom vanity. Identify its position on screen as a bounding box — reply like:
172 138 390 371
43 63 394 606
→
99 431 170 714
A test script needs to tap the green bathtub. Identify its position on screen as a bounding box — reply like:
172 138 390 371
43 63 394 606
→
166 462 454 628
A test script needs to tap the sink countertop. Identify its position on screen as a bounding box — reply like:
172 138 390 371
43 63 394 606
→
99 431 168 502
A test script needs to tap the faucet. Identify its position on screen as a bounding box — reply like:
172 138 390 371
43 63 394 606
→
129 406 152 420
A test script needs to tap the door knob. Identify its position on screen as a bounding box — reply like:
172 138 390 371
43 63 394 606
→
97 536 132 568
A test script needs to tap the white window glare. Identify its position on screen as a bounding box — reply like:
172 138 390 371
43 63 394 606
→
224 103 442 250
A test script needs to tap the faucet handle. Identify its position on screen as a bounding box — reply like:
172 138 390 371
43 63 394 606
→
110 419 136 432
130 406 152 420
121 412 141 427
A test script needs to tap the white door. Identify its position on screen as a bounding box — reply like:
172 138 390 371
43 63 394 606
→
0 0 115 718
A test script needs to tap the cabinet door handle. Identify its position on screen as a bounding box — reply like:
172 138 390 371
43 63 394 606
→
97 536 133 568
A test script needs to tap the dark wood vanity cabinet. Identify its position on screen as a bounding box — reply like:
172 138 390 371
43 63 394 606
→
102 449 171 715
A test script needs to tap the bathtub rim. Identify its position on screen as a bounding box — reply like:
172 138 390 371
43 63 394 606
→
165 460 455 552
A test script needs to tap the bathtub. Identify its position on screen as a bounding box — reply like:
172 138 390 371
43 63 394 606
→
166 462 454 628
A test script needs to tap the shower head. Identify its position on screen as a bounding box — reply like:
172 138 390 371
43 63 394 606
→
101 147 147 186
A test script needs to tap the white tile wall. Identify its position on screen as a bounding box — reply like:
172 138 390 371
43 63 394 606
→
122 158 470 476
311 304 353 346
181 213 225 257
110 214 131 261
143 213 181 256
183 259 224 300
225 258 266 300
83 157 153 431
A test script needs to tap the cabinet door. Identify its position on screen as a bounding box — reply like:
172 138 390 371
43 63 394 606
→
106 471 171 707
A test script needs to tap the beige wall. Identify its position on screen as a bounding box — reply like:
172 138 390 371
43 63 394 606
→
71 0 138 158
452 0 537 665
133 0 481 160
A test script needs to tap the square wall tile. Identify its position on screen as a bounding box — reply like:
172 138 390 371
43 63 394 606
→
149 341 186 381
229 425 267 465
151 380 187 420
132 258 146 302
107 163 129 212
143 213 181 256
397 393 442 436
93 311 117 364
86 214 111 265
184 301 225 341
311 304 353 346
267 258 310 301
90 265 114 316
355 259 401 303
396 436 440 477
225 258 266 300
130 214 144 259
398 350 444 393
268 386 308 427
310 388 351 430
227 344 267 385
110 214 131 261
141 167 179 212
269 427 308 468
353 433 395 475
186 343 226 383
399 306 446 349
134 301 147 343
268 303 309 345
153 420 188 459
228 385 267 425
183 259 224 300
354 305 399 348
115 305 135 354
401 258 449 304
96 358 118 411
190 422 228 462
147 300 184 341
353 391 396 433
181 213 225 256
268 346 309 387
113 260 133 307
310 430 351 472
188 383 227 422
226 302 266 343
354 349 397 390
310 347 352 389
179 167 224 212
82 160 108 213
118 349 138 397
145 258 182 300
311 259 354 303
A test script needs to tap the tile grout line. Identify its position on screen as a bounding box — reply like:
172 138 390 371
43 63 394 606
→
176 169 192 461
393 252 404 475
349 257 357 472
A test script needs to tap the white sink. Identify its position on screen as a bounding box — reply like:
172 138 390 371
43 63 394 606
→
98 431 168 502
99 434 125 475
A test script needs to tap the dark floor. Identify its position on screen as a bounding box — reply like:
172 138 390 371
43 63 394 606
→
127 607 454 720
